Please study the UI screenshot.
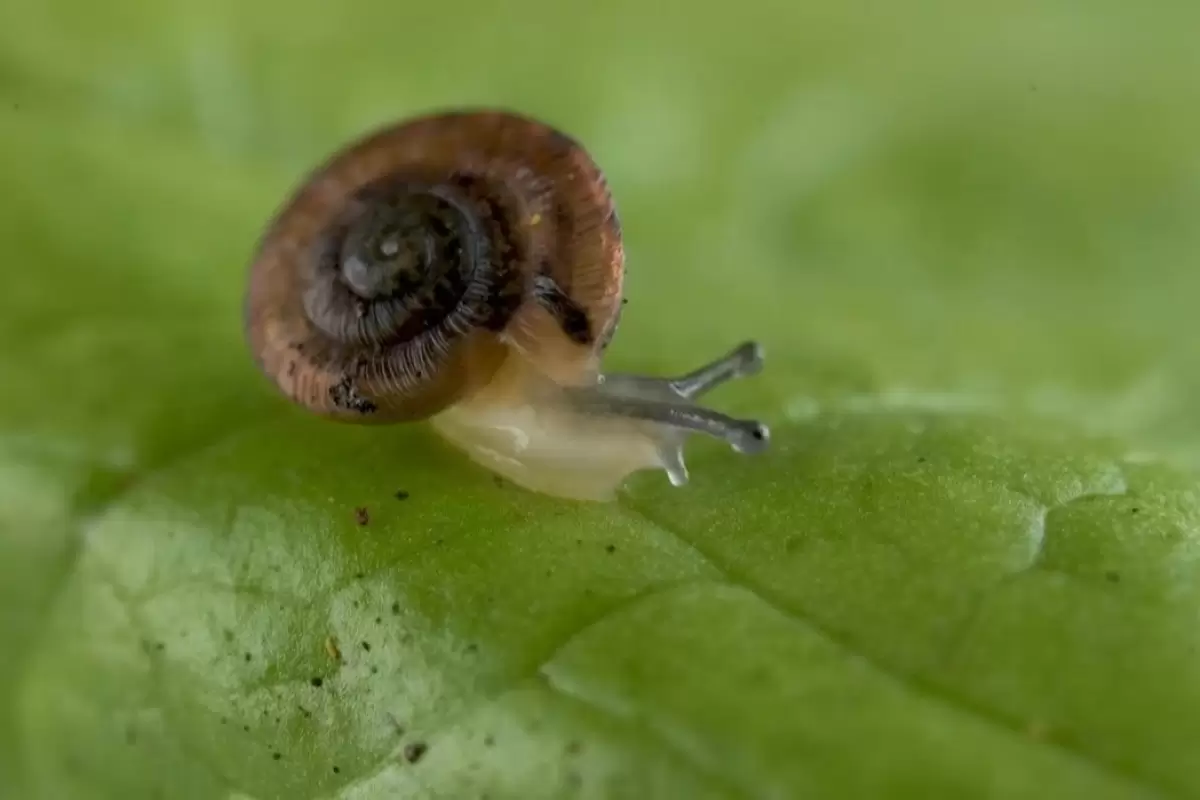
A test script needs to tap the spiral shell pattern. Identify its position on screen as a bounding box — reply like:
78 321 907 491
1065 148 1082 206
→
244 109 625 422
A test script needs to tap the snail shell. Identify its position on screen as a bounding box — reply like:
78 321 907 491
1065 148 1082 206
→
245 109 623 424
245 108 767 501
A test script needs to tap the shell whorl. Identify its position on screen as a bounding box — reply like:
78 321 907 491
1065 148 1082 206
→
302 179 516 349
244 109 625 423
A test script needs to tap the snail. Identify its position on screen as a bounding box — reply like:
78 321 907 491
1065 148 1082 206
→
243 108 769 501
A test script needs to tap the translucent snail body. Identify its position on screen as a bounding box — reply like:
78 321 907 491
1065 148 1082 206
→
244 109 768 501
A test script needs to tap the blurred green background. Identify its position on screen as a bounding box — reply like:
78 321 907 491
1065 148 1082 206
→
3 0 1200 798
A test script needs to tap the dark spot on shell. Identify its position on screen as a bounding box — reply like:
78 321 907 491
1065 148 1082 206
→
1106 570 1121 583
481 276 525 332
370 665 379 674
273 752 282 761
403 742 428 763
333 765 341 774
1131 507 1141 514
355 507 370 526
394 490 410 500
154 642 165 652
354 571 365 579
311 677 324 688
375 616 383 624
605 544 616 554
243 724 251 733
447 170 475 190
533 273 593 345
465 642 479 654
361 641 371 652
917 456 927 463
330 376 378 414
391 602 401 615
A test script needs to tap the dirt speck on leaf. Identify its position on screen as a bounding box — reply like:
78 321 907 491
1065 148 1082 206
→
395 490 410 500
403 742 428 763
311 677 324 688
355 507 370 526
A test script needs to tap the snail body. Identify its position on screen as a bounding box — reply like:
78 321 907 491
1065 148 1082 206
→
244 108 767 501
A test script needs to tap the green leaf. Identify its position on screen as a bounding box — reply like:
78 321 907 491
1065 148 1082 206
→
4 1 1200 797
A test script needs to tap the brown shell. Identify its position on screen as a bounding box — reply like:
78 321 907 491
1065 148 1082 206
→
244 109 625 423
